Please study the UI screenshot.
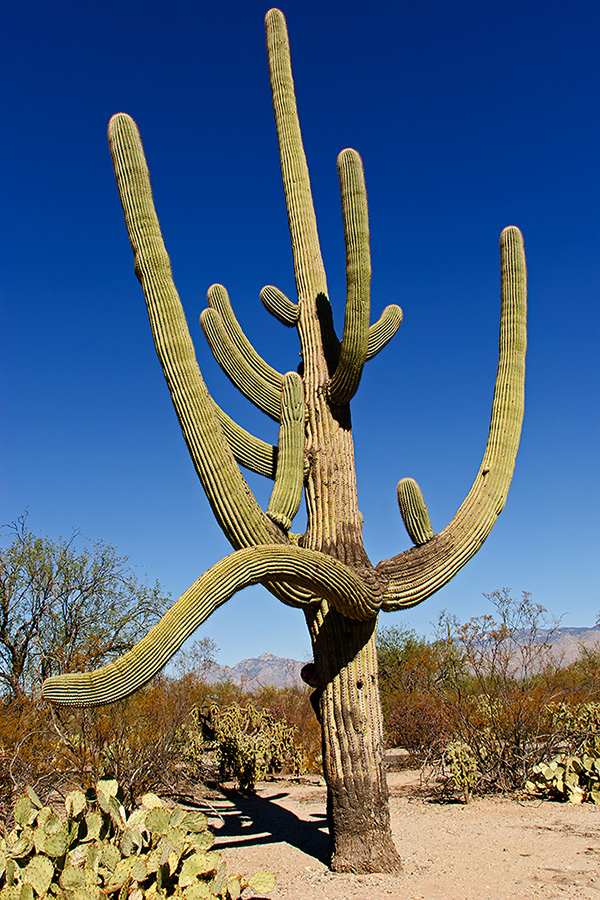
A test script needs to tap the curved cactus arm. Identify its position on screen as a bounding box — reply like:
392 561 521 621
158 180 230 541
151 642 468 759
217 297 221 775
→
267 372 305 530
260 284 299 326
200 308 282 420
207 284 284 389
42 545 381 707
212 402 277 478
266 8 328 304
397 478 434 546
377 226 527 609
327 149 371 406
108 112 281 550
367 304 403 360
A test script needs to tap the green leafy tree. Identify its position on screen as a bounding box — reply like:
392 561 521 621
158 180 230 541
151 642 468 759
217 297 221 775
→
41 10 526 873
0 516 168 700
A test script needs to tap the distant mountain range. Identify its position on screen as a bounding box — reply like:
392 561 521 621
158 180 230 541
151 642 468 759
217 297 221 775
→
203 652 305 688
200 628 600 688
539 626 600 664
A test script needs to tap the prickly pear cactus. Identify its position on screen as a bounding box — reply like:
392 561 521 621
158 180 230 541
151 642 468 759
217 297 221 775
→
526 701 600 804
0 780 275 899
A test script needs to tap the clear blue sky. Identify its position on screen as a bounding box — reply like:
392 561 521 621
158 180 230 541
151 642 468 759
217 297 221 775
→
2 0 598 666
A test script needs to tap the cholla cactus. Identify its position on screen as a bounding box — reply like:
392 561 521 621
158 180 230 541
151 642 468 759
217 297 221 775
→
42 8 527 874
445 741 479 803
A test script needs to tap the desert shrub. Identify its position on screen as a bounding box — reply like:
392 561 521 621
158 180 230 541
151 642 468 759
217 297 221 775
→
377 626 456 755
377 590 600 794
431 590 573 791
182 703 306 791
0 777 274 898
384 694 450 755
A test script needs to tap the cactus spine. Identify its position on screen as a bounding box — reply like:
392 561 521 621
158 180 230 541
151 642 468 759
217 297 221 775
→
42 8 526 875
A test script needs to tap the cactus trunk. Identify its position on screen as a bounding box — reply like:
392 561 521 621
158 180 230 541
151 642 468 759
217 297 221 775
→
308 605 402 873
42 7 527 878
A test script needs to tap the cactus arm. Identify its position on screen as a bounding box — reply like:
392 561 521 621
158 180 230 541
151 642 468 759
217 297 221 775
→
42 544 381 707
327 149 371 406
108 112 280 549
397 478 434 546
212 402 278 478
200 307 282 420
260 284 299 326
367 304 403 360
378 226 527 608
207 283 284 389
266 8 328 304
267 372 305 530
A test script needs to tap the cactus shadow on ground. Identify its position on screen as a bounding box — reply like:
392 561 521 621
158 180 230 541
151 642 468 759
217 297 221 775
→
211 786 330 866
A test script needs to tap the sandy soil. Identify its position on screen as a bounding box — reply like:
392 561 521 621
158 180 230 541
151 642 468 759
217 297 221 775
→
204 771 600 900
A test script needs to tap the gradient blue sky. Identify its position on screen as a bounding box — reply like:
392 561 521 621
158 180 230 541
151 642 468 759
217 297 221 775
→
2 0 598 666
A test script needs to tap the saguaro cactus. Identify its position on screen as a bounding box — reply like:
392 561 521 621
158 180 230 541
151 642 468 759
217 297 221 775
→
42 8 527 874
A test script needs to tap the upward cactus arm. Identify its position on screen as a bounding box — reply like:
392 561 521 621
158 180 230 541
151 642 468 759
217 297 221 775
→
206 284 284 389
42 545 380 707
367 304 403 359
200 307 282 420
108 113 280 550
378 226 527 608
212 402 278 478
260 284 299 326
327 149 371 406
267 372 305 530
266 8 327 303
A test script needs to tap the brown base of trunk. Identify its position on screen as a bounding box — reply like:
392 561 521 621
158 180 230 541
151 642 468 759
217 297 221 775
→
330 828 403 874
307 605 403 875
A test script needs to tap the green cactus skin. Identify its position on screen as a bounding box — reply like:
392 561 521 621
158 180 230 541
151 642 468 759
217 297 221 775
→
206 283 284 390
267 372 305 530
367 304 403 359
43 544 380 707
260 284 299 325
397 477 434 546
327 149 371 406
378 225 526 610
42 7 527 875
212 401 278 479
107 112 281 553
200 307 282 420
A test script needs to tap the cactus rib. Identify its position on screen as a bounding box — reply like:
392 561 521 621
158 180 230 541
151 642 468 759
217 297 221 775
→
207 283 284 388
43 545 381 706
367 304 403 359
378 226 527 608
267 372 305 530
260 284 299 325
397 478 434 545
212 401 277 478
200 307 282 420
108 112 280 550
327 149 371 406
266 8 328 303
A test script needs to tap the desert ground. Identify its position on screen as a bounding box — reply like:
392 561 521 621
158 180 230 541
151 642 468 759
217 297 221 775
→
207 771 600 900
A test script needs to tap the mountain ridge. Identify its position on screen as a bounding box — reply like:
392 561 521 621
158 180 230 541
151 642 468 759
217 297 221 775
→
200 628 600 688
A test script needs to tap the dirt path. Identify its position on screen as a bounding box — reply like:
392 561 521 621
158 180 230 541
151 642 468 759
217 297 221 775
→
206 772 600 900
